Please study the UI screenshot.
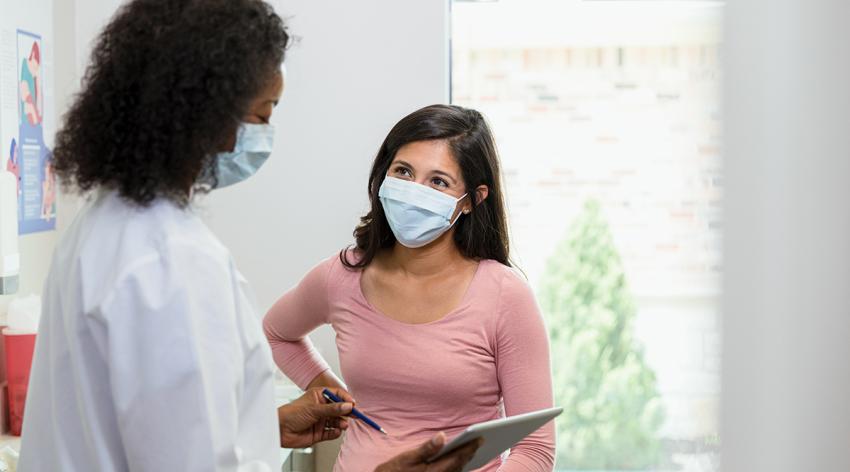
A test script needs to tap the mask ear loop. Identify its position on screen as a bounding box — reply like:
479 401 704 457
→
449 193 470 226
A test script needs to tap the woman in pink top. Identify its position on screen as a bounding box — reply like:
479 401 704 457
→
264 104 555 471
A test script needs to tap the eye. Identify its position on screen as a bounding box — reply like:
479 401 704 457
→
245 114 270 125
431 177 449 189
393 166 413 178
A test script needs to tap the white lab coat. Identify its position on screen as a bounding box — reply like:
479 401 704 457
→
18 191 279 471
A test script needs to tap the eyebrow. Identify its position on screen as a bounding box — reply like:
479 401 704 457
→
431 169 458 184
393 160 458 184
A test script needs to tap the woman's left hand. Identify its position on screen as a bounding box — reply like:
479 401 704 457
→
277 387 355 448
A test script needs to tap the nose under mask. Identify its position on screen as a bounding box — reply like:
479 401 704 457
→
213 122 275 189
378 176 468 248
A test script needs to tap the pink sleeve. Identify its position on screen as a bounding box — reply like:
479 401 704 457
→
262 257 334 389
495 271 556 471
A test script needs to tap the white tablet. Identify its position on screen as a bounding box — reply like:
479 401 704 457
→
426 407 562 470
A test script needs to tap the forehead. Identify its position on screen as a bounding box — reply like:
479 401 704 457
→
255 70 284 103
392 140 458 172
270 70 284 97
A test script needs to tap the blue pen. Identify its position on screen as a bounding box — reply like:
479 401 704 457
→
322 388 388 435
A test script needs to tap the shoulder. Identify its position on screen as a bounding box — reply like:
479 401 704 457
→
298 249 362 290
329 248 368 280
475 260 543 329
75 193 232 308
476 259 536 304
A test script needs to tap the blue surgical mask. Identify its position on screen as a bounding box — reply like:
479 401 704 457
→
213 122 275 188
378 176 468 248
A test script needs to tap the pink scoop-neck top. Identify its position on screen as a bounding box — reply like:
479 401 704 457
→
263 254 555 471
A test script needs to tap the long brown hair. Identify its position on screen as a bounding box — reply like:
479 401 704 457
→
341 104 511 269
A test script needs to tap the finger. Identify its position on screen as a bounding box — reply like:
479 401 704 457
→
339 418 350 430
320 426 343 442
415 432 446 461
429 458 464 472
429 438 482 472
429 454 467 472
430 453 470 472
384 432 446 467
457 438 483 454
325 387 356 404
453 438 483 464
310 402 354 419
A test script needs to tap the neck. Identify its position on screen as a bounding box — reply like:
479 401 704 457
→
389 232 467 278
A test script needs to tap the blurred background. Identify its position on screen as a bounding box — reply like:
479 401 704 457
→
3 1 850 471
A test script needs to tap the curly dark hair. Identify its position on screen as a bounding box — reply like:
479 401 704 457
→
53 0 289 206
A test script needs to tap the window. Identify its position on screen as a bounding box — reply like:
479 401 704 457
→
452 2 723 470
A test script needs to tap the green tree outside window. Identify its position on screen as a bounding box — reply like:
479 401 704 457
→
540 200 665 470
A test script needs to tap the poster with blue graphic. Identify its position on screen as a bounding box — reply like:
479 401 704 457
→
13 30 55 233
1 0 56 235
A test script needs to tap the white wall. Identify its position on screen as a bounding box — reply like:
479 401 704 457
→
0 0 80 317
200 0 450 372
722 1 850 471
73 0 120 78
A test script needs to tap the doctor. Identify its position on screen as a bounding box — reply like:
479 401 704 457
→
18 0 479 470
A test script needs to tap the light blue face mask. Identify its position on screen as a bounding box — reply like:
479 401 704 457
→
378 176 468 248
213 122 275 188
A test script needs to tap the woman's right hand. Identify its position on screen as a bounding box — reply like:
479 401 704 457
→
374 433 483 472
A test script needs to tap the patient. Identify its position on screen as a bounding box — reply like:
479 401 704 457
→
264 104 555 471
